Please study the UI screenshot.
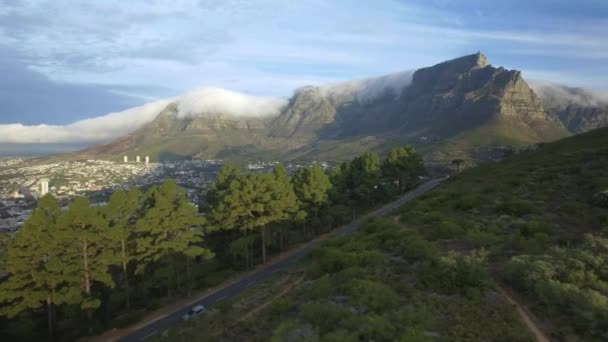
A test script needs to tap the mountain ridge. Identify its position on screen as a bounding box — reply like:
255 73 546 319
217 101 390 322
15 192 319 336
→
76 53 603 164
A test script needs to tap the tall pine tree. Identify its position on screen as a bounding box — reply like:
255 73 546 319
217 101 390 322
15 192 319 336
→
0 195 67 339
135 180 212 297
382 145 425 193
292 165 332 235
103 188 142 309
210 168 298 264
58 197 114 335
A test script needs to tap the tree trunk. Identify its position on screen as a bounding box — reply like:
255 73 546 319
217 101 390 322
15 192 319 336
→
261 226 267 264
186 256 191 296
82 237 93 335
46 296 54 341
121 239 131 310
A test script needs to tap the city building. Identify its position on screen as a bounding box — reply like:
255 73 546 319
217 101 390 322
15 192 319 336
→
39 179 49 196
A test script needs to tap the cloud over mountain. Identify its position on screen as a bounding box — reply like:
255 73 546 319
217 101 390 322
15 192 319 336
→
176 88 287 118
530 81 608 109
0 87 289 144
0 99 172 143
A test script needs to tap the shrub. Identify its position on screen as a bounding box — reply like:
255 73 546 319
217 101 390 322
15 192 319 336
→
362 217 400 234
270 319 319 342
559 201 586 217
429 220 466 240
417 250 490 295
515 220 553 238
398 236 440 262
495 199 538 217
592 191 608 208
399 327 434 342
452 195 484 211
359 314 396 341
321 330 358 342
300 302 352 333
269 298 293 317
347 279 399 312
421 211 442 224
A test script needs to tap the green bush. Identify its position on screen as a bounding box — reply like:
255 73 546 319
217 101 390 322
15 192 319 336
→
495 199 538 217
300 302 351 333
270 319 319 342
269 298 293 317
504 235 608 340
559 201 587 217
306 275 335 299
398 236 440 262
515 220 552 238
451 195 484 211
359 314 396 341
399 327 434 342
321 330 358 342
347 279 399 312
417 250 490 295
421 211 442 224
429 220 466 240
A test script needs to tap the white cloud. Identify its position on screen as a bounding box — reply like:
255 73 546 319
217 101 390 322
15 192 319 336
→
0 99 173 143
529 81 608 109
0 87 287 143
176 87 287 118
320 70 415 103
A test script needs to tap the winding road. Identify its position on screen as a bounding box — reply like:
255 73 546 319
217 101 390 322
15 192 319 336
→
115 177 447 341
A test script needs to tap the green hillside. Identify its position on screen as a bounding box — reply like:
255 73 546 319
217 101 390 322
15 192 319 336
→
157 127 608 341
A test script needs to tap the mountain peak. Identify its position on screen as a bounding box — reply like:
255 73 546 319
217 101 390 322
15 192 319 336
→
436 51 489 71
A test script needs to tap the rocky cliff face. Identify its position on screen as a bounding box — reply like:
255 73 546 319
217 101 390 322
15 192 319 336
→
81 53 570 162
398 53 560 134
553 105 608 133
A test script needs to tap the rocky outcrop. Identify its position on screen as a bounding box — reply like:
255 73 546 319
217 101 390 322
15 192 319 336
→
397 53 565 139
269 86 337 139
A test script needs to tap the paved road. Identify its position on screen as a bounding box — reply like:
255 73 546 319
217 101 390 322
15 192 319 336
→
119 177 446 341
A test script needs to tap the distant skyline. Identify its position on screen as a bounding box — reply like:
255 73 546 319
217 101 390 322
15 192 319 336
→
1 0 607 127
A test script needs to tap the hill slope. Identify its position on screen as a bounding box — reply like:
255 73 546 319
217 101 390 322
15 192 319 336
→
156 126 608 342
80 53 570 164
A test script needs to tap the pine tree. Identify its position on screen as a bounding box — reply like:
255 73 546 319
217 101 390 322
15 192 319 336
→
0 195 67 339
211 169 298 264
58 197 115 335
292 165 332 235
382 145 425 193
350 152 381 206
135 180 212 297
203 162 241 213
103 188 142 309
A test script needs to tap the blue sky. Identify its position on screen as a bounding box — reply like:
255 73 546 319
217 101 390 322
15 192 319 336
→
1 0 607 126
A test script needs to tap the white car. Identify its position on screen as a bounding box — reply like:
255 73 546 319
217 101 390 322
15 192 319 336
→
182 305 206 321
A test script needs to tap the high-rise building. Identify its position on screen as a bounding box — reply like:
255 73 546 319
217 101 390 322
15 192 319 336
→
39 179 49 196
145 156 150 164
124 155 128 163
136 155 141 163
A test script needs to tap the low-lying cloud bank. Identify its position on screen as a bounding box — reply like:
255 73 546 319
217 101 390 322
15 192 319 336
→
0 99 173 144
177 88 287 119
529 81 608 110
0 88 287 144
321 70 414 103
